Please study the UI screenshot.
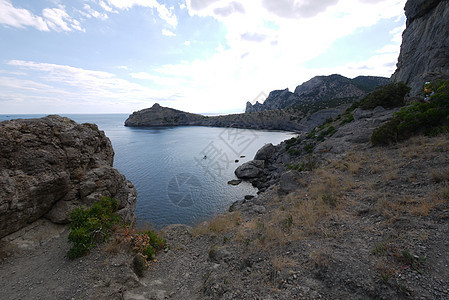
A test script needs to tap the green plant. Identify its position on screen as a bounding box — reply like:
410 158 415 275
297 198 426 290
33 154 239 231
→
67 197 121 259
359 82 410 110
317 126 337 142
131 229 166 261
371 80 449 145
282 215 294 229
339 113 354 125
304 144 314 154
401 250 426 272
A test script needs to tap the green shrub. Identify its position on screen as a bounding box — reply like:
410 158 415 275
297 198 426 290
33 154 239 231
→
285 137 298 150
303 144 314 154
339 113 354 125
131 229 166 261
67 197 121 259
371 80 449 145
360 82 410 110
317 126 337 141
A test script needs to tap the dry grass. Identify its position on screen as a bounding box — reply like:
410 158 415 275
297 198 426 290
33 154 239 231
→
272 255 296 272
375 194 443 218
430 167 449 183
192 211 242 236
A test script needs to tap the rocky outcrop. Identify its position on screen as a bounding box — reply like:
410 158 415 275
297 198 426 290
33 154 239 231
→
125 103 206 127
245 75 388 113
391 0 449 96
0 115 137 238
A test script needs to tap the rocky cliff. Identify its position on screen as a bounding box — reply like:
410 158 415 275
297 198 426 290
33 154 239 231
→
391 0 449 95
245 75 388 113
0 115 137 238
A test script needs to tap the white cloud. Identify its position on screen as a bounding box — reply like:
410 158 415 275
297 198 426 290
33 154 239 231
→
184 40 191 46
0 1 84 32
42 5 85 32
3 60 176 113
105 0 178 27
162 28 176 36
142 0 407 113
0 0 49 31
261 0 339 19
81 4 108 20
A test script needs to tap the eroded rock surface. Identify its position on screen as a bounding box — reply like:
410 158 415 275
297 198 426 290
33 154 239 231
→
0 115 137 238
391 0 449 95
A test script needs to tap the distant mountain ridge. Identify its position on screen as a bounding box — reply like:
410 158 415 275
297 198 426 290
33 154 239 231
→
245 74 388 113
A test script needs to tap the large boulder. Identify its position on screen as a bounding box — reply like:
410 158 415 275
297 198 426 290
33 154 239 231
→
0 115 137 238
391 0 449 96
234 160 265 179
254 143 275 161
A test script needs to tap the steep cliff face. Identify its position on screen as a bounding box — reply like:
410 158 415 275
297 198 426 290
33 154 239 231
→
245 75 388 113
391 0 449 96
0 115 137 238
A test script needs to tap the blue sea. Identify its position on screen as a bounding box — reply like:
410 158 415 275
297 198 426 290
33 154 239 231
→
0 114 295 228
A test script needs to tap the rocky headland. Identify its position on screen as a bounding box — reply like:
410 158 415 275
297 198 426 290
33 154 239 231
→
125 102 349 132
125 75 388 133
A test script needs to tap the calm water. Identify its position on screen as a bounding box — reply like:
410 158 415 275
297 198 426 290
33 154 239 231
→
0 114 295 228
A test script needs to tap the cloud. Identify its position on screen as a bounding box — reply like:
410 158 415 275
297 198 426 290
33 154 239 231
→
105 0 178 27
262 0 339 19
213 2 245 17
0 0 49 31
4 60 175 113
189 0 220 11
43 5 84 32
80 4 108 20
162 28 176 36
0 1 84 32
240 32 268 42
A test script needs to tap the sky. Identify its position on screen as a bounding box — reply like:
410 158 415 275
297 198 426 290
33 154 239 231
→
0 0 407 114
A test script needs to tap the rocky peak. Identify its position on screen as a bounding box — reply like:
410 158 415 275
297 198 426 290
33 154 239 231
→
391 0 449 96
152 103 161 109
405 0 443 24
245 74 388 113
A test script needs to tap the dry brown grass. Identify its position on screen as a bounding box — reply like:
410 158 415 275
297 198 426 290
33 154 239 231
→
192 211 242 236
430 167 449 183
272 255 296 272
375 194 443 218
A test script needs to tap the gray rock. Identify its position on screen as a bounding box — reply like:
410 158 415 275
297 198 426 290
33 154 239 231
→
391 0 449 96
279 170 305 194
254 143 275 161
227 179 242 186
234 160 265 179
0 115 137 238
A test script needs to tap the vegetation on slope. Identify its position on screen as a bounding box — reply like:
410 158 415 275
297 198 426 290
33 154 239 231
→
371 80 449 145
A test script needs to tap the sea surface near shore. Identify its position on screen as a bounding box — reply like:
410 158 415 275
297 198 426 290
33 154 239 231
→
0 114 295 228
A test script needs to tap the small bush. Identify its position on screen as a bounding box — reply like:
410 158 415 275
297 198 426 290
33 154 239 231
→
131 229 166 261
371 80 449 145
67 197 121 259
360 82 410 110
339 113 354 125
